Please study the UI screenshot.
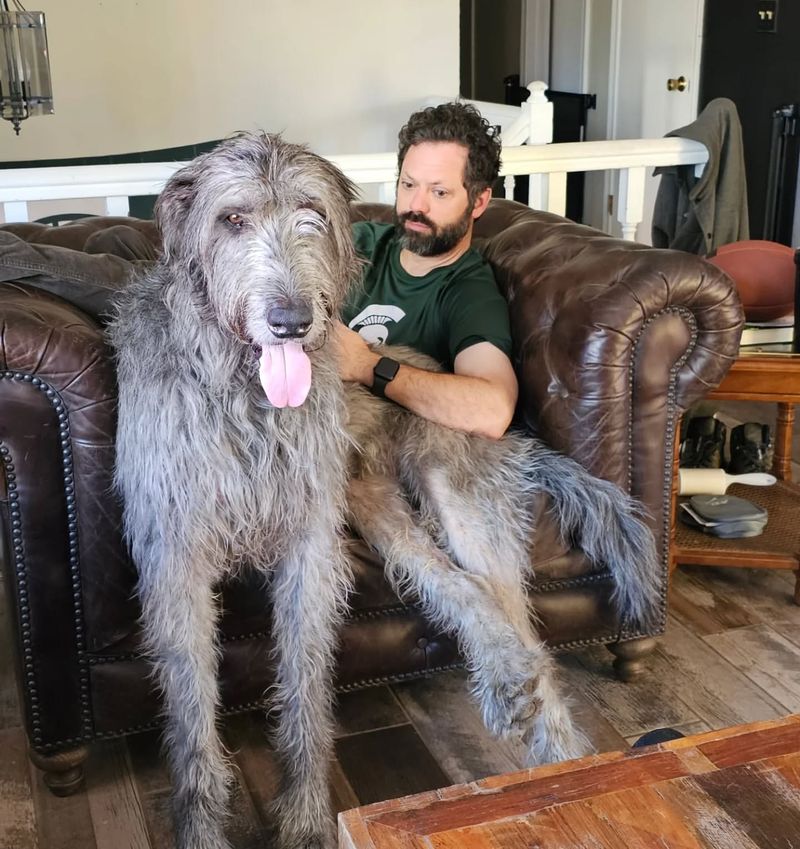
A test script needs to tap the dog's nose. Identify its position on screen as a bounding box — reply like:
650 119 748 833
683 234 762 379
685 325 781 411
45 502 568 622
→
267 301 313 339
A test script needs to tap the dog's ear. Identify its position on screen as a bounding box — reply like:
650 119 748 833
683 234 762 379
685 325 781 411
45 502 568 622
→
315 156 363 297
155 165 199 261
324 158 359 209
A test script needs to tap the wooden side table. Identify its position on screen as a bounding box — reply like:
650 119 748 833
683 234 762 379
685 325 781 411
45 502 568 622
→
671 352 800 603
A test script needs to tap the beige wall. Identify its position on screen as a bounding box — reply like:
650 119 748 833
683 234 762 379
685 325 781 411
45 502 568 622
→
0 0 459 161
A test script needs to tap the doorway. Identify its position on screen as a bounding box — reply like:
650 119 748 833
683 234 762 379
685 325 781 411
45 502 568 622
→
460 0 595 224
460 1 706 240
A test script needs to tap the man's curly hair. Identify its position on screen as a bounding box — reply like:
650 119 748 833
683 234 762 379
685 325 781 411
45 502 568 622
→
397 102 501 203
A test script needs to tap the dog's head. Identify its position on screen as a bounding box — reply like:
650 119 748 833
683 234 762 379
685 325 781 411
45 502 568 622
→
154 132 361 406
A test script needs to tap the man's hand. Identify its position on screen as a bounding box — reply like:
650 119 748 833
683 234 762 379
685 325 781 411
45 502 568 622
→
332 321 380 384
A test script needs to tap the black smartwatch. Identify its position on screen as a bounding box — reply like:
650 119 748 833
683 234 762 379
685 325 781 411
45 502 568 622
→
371 356 400 398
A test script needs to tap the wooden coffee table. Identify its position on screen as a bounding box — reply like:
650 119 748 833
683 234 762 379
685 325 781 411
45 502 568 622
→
671 352 800 603
339 714 800 848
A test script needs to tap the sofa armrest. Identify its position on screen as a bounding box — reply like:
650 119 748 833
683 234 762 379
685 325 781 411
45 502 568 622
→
478 202 743 547
0 283 138 748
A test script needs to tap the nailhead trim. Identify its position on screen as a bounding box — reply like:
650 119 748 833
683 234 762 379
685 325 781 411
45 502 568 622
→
347 604 416 621
629 304 698 636
335 662 466 693
1 372 92 747
33 620 671 754
529 569 612 594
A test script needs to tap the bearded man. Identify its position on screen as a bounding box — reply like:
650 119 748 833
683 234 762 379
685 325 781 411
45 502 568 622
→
336 102 517 440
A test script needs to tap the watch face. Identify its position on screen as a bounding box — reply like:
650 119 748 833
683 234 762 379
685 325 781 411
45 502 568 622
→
375 357 400 381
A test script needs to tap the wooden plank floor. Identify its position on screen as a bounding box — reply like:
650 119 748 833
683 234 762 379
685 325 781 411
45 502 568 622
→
2 405 799 849
3 565 798 849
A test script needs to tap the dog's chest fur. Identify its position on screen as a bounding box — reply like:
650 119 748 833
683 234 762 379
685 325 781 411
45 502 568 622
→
191 358 349 565
112 288 348 570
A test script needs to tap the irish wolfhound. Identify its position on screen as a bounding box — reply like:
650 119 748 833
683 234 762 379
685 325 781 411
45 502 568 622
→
109 133 360 849
109 132 660 849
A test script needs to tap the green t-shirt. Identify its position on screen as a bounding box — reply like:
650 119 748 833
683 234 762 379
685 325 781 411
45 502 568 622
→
342 221 512 369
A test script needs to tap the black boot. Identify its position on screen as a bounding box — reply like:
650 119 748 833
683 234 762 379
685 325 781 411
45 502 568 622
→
729 422 773 474
679 416 726 468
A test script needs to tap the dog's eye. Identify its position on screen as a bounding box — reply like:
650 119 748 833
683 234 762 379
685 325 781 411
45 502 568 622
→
299 200 324 216
298 201 327 223
225 213 246 228
296 203 327 235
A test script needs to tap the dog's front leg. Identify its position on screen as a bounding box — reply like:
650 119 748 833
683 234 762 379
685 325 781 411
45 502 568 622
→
268 531 350 849
137 555 231 849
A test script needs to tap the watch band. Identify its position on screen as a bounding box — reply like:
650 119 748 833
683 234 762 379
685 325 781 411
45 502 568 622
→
371 356 400 398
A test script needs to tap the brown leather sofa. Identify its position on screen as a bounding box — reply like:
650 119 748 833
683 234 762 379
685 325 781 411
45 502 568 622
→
0 199 744 795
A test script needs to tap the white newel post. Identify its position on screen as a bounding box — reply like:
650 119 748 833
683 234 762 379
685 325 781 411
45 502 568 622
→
616 166 646 242
522 81 554 210
526 81 553 146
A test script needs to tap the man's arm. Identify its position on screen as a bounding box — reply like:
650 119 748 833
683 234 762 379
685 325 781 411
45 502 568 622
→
334 322 518 440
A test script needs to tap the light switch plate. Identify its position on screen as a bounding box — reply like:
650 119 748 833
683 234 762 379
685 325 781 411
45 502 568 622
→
756 0 778 33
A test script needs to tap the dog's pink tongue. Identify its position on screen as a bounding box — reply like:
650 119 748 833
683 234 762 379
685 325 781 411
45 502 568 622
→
258 342 312 408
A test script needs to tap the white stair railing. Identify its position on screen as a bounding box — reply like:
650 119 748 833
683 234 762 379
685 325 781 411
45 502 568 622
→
0 138 707 241
0 80 709 241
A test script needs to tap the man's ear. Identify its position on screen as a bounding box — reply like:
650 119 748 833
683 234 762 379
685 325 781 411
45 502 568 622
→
471 186 492 220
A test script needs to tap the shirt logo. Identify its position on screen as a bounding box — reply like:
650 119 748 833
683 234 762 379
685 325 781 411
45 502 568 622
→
348 304 406 345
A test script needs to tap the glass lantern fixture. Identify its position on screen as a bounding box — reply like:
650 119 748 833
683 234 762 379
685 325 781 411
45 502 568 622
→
0 2 53 135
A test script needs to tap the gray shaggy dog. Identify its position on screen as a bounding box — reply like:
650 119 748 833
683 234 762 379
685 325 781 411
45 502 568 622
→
109 131 660 849
110 133 359 849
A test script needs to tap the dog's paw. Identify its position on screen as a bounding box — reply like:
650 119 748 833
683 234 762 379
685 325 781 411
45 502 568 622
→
524 709 593 766
481 675 542 738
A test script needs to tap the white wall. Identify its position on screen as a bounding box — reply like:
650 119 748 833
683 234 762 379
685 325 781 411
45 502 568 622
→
0 0 459 161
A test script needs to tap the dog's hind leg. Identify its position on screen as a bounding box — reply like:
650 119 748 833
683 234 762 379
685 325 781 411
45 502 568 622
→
269 529 350 849
409 464 589 763
137 552 232 849
348 475 588 766
412 464 535 642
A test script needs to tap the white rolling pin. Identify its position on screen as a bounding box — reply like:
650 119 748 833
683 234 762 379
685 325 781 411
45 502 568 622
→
678 469 777 496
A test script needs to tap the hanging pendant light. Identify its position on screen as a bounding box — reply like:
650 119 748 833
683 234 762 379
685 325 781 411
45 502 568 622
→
0 1 53 135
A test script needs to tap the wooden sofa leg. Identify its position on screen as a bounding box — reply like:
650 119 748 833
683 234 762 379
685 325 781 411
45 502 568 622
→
29 745 89 796
607 637 657 682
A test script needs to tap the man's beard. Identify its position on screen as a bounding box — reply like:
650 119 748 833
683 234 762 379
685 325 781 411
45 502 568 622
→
394 205 472 257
